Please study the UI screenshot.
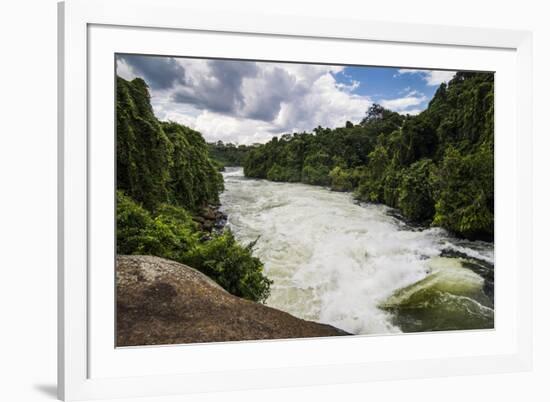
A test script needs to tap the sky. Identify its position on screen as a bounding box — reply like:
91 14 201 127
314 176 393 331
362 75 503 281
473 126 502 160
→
116 54 456 145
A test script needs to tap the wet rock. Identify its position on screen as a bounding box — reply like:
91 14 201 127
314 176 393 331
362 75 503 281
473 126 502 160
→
194 205 228 233
202 207 218 221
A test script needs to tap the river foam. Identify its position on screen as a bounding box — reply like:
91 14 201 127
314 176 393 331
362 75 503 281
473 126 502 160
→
220 167 494 334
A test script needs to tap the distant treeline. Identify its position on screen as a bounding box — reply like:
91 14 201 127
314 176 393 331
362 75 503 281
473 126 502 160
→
208 141 257 168
244 72 494 240
116 76 271 302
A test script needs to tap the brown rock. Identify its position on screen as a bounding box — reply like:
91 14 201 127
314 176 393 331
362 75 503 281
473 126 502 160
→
116 255 349 346
201 206 217 221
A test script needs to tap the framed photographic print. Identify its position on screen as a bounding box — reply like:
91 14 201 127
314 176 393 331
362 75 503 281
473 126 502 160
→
58 0 533 400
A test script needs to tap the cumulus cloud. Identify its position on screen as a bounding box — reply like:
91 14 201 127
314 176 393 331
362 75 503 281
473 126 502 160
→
240 65 303 121
272 73 371 133
380 91 427 115
117 54 186 90
172 59 259 114
397 69 456 86
117 56 372 144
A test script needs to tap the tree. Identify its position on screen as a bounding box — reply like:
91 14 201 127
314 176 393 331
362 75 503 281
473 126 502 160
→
431 146 493 239
360 104 385 125
397 159 435 222
242 72 494 239
116 76 272 302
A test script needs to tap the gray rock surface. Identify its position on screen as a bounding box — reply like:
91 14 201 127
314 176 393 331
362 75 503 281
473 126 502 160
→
117 255 350 346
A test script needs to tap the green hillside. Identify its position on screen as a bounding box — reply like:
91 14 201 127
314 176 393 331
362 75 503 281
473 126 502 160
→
116 77 271 302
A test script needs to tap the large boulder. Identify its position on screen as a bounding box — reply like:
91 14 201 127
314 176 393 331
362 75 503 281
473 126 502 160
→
117 255 349 346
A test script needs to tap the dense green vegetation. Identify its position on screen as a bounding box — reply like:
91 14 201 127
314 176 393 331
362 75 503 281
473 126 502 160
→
116 77 271 302
244 72 494 240
117 77 223 211
208 141 257 168
116 191 271 302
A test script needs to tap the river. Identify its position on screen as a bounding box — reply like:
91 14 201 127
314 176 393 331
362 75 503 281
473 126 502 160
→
220 167 494 335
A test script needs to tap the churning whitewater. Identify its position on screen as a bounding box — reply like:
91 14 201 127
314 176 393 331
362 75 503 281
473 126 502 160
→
220 167 494 335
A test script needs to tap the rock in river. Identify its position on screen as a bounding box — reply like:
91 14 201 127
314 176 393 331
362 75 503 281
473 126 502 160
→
116 255 350 346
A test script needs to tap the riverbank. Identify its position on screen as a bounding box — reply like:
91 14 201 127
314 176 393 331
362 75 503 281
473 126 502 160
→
193 204 228 233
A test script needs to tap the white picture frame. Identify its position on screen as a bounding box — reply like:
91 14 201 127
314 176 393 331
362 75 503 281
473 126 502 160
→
58 0 533 400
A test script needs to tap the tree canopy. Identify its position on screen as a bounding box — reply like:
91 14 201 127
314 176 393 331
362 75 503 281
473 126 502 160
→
243 72 494 240
116 77 271 302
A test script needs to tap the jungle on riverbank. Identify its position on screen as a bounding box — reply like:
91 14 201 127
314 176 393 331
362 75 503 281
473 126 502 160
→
240 72 494 241
115 68 494 345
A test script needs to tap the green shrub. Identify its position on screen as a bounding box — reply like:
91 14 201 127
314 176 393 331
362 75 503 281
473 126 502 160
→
431 146 493 239
301 151 331 185
302 164 330 186
354 177 383 203
397 159 435 223
353 145 390 202
116 191 271 302
382 168 403 208
329 166 354 192
117 191 168 256
266 164 287 181
185 232 272 303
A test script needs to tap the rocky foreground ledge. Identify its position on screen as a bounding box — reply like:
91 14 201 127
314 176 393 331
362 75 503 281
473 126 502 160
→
117 255 350 346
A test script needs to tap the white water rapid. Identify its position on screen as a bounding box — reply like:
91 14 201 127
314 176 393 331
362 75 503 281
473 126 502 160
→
220 167 494 334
